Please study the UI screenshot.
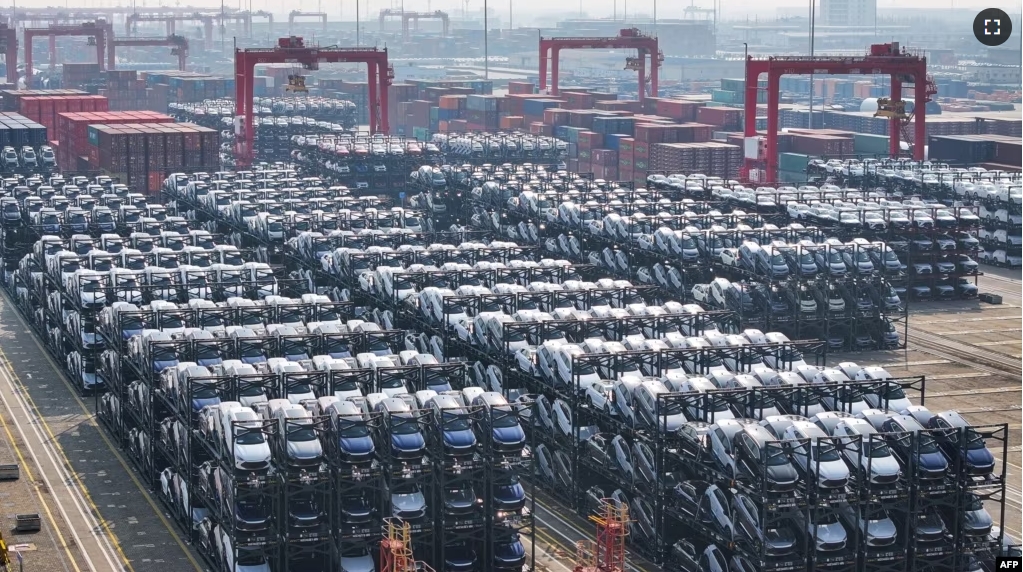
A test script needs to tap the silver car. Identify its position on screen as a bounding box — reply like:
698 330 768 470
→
831 418 902 484
783 421 850 489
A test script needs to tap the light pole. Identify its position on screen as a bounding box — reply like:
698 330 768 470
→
808 0 816 128
483 0 488 79
743 41 748 92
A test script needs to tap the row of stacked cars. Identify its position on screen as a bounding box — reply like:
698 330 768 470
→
465 164 908 349
0 167 539 572
0 157 1014 572
271 161 1013 572
808 159 1021 269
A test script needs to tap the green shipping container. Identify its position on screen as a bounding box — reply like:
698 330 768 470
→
777 169 809 184
779 153 812 173
853 133 889 154
412 127 430 141
712 90 739 104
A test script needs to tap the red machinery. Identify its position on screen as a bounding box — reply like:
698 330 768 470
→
539 28 662 101
233 37 393 167
108 34 189 71
24 22 107 89
743 42 936 183
0 23 16 85
126 13 213 50
287 11 328 35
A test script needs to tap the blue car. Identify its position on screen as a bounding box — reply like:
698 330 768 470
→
926 411 995 476
473 392 526 455
493 534 526 570
881 415 949 480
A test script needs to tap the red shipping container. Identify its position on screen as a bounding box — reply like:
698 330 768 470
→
593 164 619 181
634 124 665 143
634 143 649 158
578 131 603 150
530 122 553 136
593 149 618 166
544 108 570 126
619 137 635 154
655 99 700 122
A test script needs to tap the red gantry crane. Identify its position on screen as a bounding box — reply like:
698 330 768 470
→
539 28 662 101
24 22 107 88
288 11 328 35
126 12 214 50
233 36 393 167
108 34 189 71
743 41 937 184
0 23 16 85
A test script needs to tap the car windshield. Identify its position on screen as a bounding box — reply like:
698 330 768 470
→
121 316 143 330
340 422 371 438
392 416 420 435
964 428 987 450
152 347 176 361
442 411 471 431
192 382 218 400
766 446 790 466
235 428 266 445
288 424 318 442
867 438 892 458
491 407 520 428
240 343 264 358
200 314 224 327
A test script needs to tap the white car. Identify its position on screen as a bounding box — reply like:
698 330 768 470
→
581 380 614 411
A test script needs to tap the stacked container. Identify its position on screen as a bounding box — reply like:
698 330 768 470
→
18 95 109 134
54 110 175 170
86 123 219 194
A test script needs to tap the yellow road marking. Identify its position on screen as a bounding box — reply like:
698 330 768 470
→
0 294 204 572
0 365 83 572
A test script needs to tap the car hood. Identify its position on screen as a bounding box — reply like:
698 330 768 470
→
493 425 525 445
341 435 375 455
962 508 993 532
764 524 798 552
917 450 948 473
391 492 426 512
864 453 902 476
766 462 800 486
236 501 271 524
82 372 100 387
812 521 847 544
191 396 221 412
392 432 425 452
444 429 477 449
338 554 375 572
287 439 323 461
236 443 272 463
865 517 898 542
494 482 526 505
818 459 850 481
444 488 477 509
966 447 995 471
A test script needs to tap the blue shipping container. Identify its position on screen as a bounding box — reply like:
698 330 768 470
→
522 98 563 116
604 134 628 151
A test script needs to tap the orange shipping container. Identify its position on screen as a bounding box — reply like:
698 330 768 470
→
499 115 523 130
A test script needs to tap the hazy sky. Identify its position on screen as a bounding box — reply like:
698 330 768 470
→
11 0 1023 23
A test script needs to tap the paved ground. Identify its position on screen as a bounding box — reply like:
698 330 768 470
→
0 291 201 572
